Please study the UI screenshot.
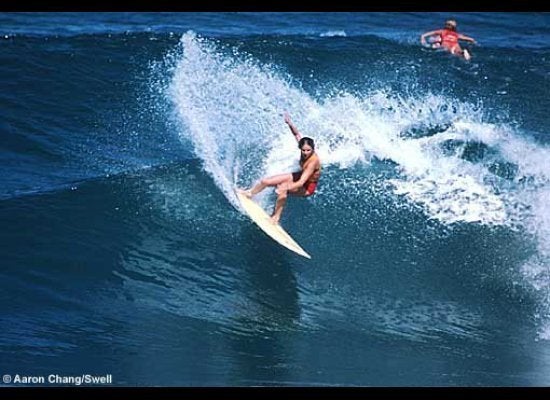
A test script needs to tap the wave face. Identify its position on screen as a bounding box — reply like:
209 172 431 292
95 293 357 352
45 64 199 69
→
1 12 550 386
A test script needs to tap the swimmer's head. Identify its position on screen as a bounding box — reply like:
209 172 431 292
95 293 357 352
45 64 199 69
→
445 20 457 30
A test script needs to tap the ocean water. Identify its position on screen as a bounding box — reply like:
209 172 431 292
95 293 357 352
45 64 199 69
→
1 12 549 386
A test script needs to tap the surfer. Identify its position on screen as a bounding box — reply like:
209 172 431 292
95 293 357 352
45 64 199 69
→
239 113 321 224
420 19 476 60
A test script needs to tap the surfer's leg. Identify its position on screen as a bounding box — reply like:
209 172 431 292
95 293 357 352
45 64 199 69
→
271 188 288 224
247 173 293 197
271 175 303 223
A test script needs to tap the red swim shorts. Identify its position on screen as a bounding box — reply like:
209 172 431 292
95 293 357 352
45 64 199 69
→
292 172 318 196
303 181 317 196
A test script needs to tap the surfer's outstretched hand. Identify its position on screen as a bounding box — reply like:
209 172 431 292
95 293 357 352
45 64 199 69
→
284 112 292 125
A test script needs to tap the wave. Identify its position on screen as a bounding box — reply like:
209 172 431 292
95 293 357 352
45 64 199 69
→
1 28 549 342
0 160 537 344
320 31 347 38
165 31 550 338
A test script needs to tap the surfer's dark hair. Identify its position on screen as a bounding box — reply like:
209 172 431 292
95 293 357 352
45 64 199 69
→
298 137 315 150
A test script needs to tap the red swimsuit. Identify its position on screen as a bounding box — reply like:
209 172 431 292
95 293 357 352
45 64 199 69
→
440 29 460 52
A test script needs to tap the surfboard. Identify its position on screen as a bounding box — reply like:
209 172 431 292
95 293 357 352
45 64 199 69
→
235 189 311 259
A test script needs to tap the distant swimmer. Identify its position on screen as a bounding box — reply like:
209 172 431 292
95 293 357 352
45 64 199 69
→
420 19 477 61
238 113 321 224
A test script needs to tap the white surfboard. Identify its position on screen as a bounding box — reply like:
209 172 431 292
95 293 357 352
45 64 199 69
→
235 189 311 259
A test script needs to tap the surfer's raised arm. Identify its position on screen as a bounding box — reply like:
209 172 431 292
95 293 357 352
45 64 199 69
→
284 112 302 142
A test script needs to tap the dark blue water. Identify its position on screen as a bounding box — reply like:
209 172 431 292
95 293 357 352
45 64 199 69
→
1 12 550 387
